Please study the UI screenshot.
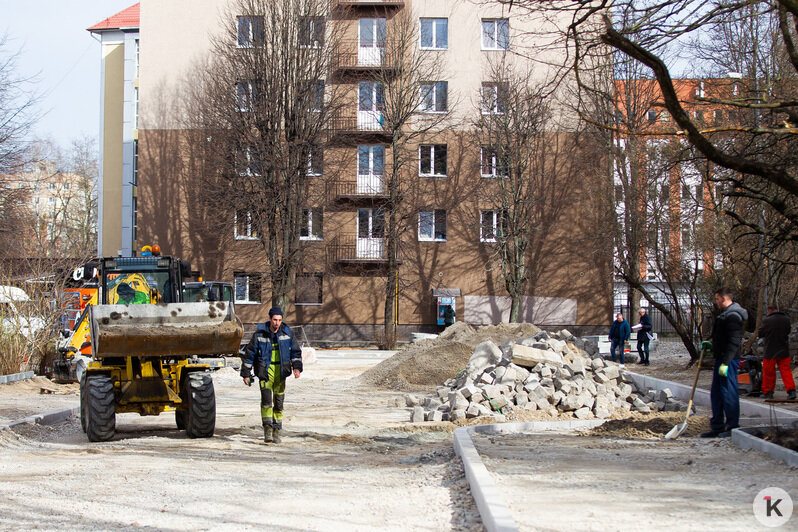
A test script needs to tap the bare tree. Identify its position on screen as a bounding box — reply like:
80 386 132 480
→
472 60 584 322
361 9 453 347
196 0 346 309
0 34 38 174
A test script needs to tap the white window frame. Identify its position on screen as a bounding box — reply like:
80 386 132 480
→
481 19 509 50
481 82 507 115
419 144 447 177
419 81 448 113
236 145 262 176
420 18 448 50
234 273 261 304
418 209 447 242
235 80 255 112
480 209 504 242
307 145 323 176
237 16 264 48
234 210 258 240
300 208 323 241
480 147 508 178
298 16 325 49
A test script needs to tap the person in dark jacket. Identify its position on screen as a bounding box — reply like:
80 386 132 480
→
757 303 796 400
702 288 748 438
636 308 653 366
240 306 302 443
608 312 631 366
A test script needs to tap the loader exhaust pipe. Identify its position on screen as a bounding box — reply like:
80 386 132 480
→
89 301 243 358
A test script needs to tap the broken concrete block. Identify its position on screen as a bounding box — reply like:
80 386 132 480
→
429 410 444 422
602 365 620 380
509 363 531 382
465 340 504 379
449 393 469 412
594 408 610 419
540 365 554 378
411 406 425 422
510 344 564 368
523 401 538 411
451 409 467 421
574 407 591 419
493 365 507 381
489 395 510 411
405 394 421 407
551 390 565 406
593 372 610 384
459 384 479 400
558 394 580 412
478 372 493 385
436 386 450 400
426 398 442 410
515 392 530 406
617 383 633 398
633 402 651 414
591 358 606 371
657 388 673 402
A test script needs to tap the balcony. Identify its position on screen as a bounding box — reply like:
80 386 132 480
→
327 233 389 264
333 0 405 8
328 178 388 202
333 40 395 71
327 112 389 139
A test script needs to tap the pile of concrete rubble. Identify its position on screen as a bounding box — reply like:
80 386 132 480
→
406 329 689 423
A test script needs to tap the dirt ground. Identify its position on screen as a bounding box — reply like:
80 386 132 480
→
0 353 483 531
472 428 798 531
0 377 78 424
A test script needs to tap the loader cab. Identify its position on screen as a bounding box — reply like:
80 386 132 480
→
183 281 234 305
99 256 187 305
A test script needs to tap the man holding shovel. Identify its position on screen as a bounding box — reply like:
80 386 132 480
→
701 288 748 438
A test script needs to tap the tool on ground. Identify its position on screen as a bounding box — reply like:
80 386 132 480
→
664 341 709 440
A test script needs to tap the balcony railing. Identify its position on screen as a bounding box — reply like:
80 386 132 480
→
328 112 388 136
327 233 387 263
332 40 396 70
334 0 405 8
328 179 388 200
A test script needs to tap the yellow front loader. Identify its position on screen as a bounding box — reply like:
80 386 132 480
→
79 255 243 442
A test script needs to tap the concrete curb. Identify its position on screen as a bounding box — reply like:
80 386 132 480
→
732 425 798 467
0 405 79 431
454 420 605 532
624 371 798 423
0 371 35 385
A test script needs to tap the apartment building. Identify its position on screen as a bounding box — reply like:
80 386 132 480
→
88 3 140 258
612 77 737 319
93 1 611 339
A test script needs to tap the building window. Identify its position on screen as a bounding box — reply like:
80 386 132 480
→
300 208 323 240
237 16 264 47
480 209 507 242
132 196 137 243
33 197 39 204
310 80 324 111
307 144 323 176
480 147 508 178
419 144 447 177
481 82 508 115
63 183 70 190
298 16 324 48
235 145 263 176
420 81 448 113
235 80 256 112
133 140 138 186
694 110 704 122
420 18 448 49
234 272 262 303
659 110 670 122
235 210 258 240
418 209 447 241
48 183 56 191
713 109 723 125
48 197 55 204
482 19 509 50
647 110 657 122
296 273 323 305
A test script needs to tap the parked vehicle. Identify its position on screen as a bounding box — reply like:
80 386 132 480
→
0 285 46 340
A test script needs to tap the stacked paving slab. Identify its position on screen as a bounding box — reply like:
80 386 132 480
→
407 329 689 423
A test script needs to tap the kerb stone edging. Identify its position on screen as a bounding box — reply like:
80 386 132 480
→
732 425 798 467
0 371 35 385
454 420 605 532
0 406 79 431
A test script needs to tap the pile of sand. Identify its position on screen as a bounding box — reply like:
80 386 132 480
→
359 322 543 391
583 412 711 439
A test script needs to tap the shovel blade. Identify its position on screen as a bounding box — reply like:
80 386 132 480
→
664 421 687 440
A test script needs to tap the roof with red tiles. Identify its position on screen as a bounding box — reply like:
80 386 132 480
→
87 3 140 32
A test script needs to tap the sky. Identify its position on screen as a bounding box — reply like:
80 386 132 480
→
1 0 137 150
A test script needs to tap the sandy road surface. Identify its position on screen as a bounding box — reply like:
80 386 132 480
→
472 430 798 531
0 351 483 531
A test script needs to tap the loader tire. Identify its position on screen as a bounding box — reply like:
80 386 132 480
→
185 372 215 438
85 374 115 442
79 373 88 433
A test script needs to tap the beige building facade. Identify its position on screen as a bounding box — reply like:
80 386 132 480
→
98 0 611 339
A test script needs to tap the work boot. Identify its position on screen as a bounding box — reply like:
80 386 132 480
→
700 429 722 438
760 391 774 399
263 424 273 443
272 427 281 444
788 389 797 400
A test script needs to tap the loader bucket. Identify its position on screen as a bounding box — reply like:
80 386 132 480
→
88 301 243 359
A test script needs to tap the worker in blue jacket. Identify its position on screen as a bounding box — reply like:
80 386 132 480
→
608 312 631 366
240 306 302 443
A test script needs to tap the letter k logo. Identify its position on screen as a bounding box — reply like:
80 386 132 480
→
764 496 783 517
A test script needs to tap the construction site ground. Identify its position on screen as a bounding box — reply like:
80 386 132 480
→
0 346 796 530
